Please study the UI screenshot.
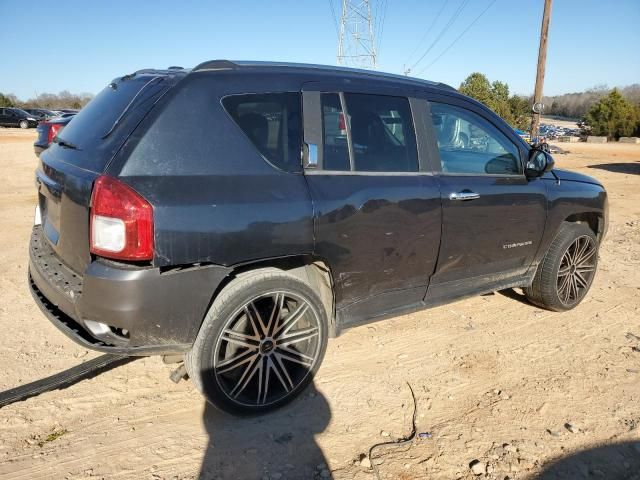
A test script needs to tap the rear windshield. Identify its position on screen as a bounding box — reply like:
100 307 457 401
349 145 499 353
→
54 74 170 171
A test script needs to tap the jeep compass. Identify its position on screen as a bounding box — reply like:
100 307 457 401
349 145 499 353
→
28 61 608 414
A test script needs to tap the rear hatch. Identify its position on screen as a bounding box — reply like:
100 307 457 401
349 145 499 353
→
36 70 183 274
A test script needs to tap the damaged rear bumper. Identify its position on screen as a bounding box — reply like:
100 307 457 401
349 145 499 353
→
28 226 231 355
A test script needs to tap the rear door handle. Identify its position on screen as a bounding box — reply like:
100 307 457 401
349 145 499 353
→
449 191 480 201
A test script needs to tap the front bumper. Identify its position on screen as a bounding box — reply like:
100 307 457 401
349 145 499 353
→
28 226 231 355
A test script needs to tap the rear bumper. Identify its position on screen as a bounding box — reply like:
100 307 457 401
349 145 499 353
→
28 226 231 355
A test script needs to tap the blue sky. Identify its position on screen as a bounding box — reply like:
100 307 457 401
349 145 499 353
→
1 0 638 100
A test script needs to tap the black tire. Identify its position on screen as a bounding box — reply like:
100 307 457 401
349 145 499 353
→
185 268 328 415
524 222 598 311
19 120 29 129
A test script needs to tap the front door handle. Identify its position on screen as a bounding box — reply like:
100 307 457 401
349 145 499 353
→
449 191 480 201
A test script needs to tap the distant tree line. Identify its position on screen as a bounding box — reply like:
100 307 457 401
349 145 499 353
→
458 74 640 140
543 84 640 119
0 91 93 110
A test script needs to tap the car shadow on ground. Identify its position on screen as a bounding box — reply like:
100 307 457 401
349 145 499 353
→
199 379 331 480
498 288 535 307
536 440 640 479
588 161 640 176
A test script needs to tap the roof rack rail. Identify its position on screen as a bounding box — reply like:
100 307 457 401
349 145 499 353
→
192 60 239 71
189 59 455 91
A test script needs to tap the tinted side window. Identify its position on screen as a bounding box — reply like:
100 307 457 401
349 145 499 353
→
344 93 418 172
223 93 302 173
321 93 350 171
429 102 521 175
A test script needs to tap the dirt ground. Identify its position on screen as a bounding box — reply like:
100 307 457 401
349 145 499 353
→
0 128 638 480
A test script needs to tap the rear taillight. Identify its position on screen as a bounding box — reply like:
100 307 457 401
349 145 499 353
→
47 123 64 144
90 176 154 261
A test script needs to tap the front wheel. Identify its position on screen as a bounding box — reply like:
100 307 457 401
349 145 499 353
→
524 222 598 311
185 269 328 415
19 120 29 129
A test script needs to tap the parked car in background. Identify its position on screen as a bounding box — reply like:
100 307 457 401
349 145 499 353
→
23 108 58 121
34 115 73 156
515 129 531 143
0 107 38 128
28 61 608 415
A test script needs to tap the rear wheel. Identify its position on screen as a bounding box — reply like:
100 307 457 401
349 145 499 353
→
19 120 28 129
524 222 598 311
186 269 328 415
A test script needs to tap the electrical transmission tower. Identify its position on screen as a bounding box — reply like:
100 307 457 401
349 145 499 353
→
337 0 377 69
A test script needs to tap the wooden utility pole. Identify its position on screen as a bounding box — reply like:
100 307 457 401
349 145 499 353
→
531 0 553 143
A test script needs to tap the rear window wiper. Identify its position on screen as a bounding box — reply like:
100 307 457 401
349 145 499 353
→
102 76 165 139
53 137 80 150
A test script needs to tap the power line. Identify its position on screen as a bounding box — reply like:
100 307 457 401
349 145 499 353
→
375 0 389 54
409 0 470 72
404 0 448 67
416 0 498 75
328 0 340 36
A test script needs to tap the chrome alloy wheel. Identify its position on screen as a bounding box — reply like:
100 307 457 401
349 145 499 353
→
213 291 322 407
557 235 597 306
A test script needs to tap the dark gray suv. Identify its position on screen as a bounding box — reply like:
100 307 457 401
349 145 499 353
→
29 61 607 414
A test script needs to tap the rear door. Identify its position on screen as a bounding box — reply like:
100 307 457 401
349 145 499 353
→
422 94 547 303
302 82 442 325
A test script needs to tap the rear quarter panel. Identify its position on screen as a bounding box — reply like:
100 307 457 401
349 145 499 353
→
112 72 314 267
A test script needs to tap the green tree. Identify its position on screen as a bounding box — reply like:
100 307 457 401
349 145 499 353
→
584 88 638 139
508 95 531 130
459 73 531 130
459 73 495 108
0 93 15 107
490 80 511 120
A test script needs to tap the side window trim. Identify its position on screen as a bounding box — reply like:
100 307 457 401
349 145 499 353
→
409 97 440 173
338 92 356 171
302 90 323 170
426 98 525 178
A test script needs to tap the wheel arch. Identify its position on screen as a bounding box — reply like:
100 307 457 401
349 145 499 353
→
200 255 337 339
563 212 605 242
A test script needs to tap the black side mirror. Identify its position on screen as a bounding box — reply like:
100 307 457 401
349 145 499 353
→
525 149 554 179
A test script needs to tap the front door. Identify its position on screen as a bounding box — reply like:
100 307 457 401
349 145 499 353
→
302 86 442 325
424 98 547 303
